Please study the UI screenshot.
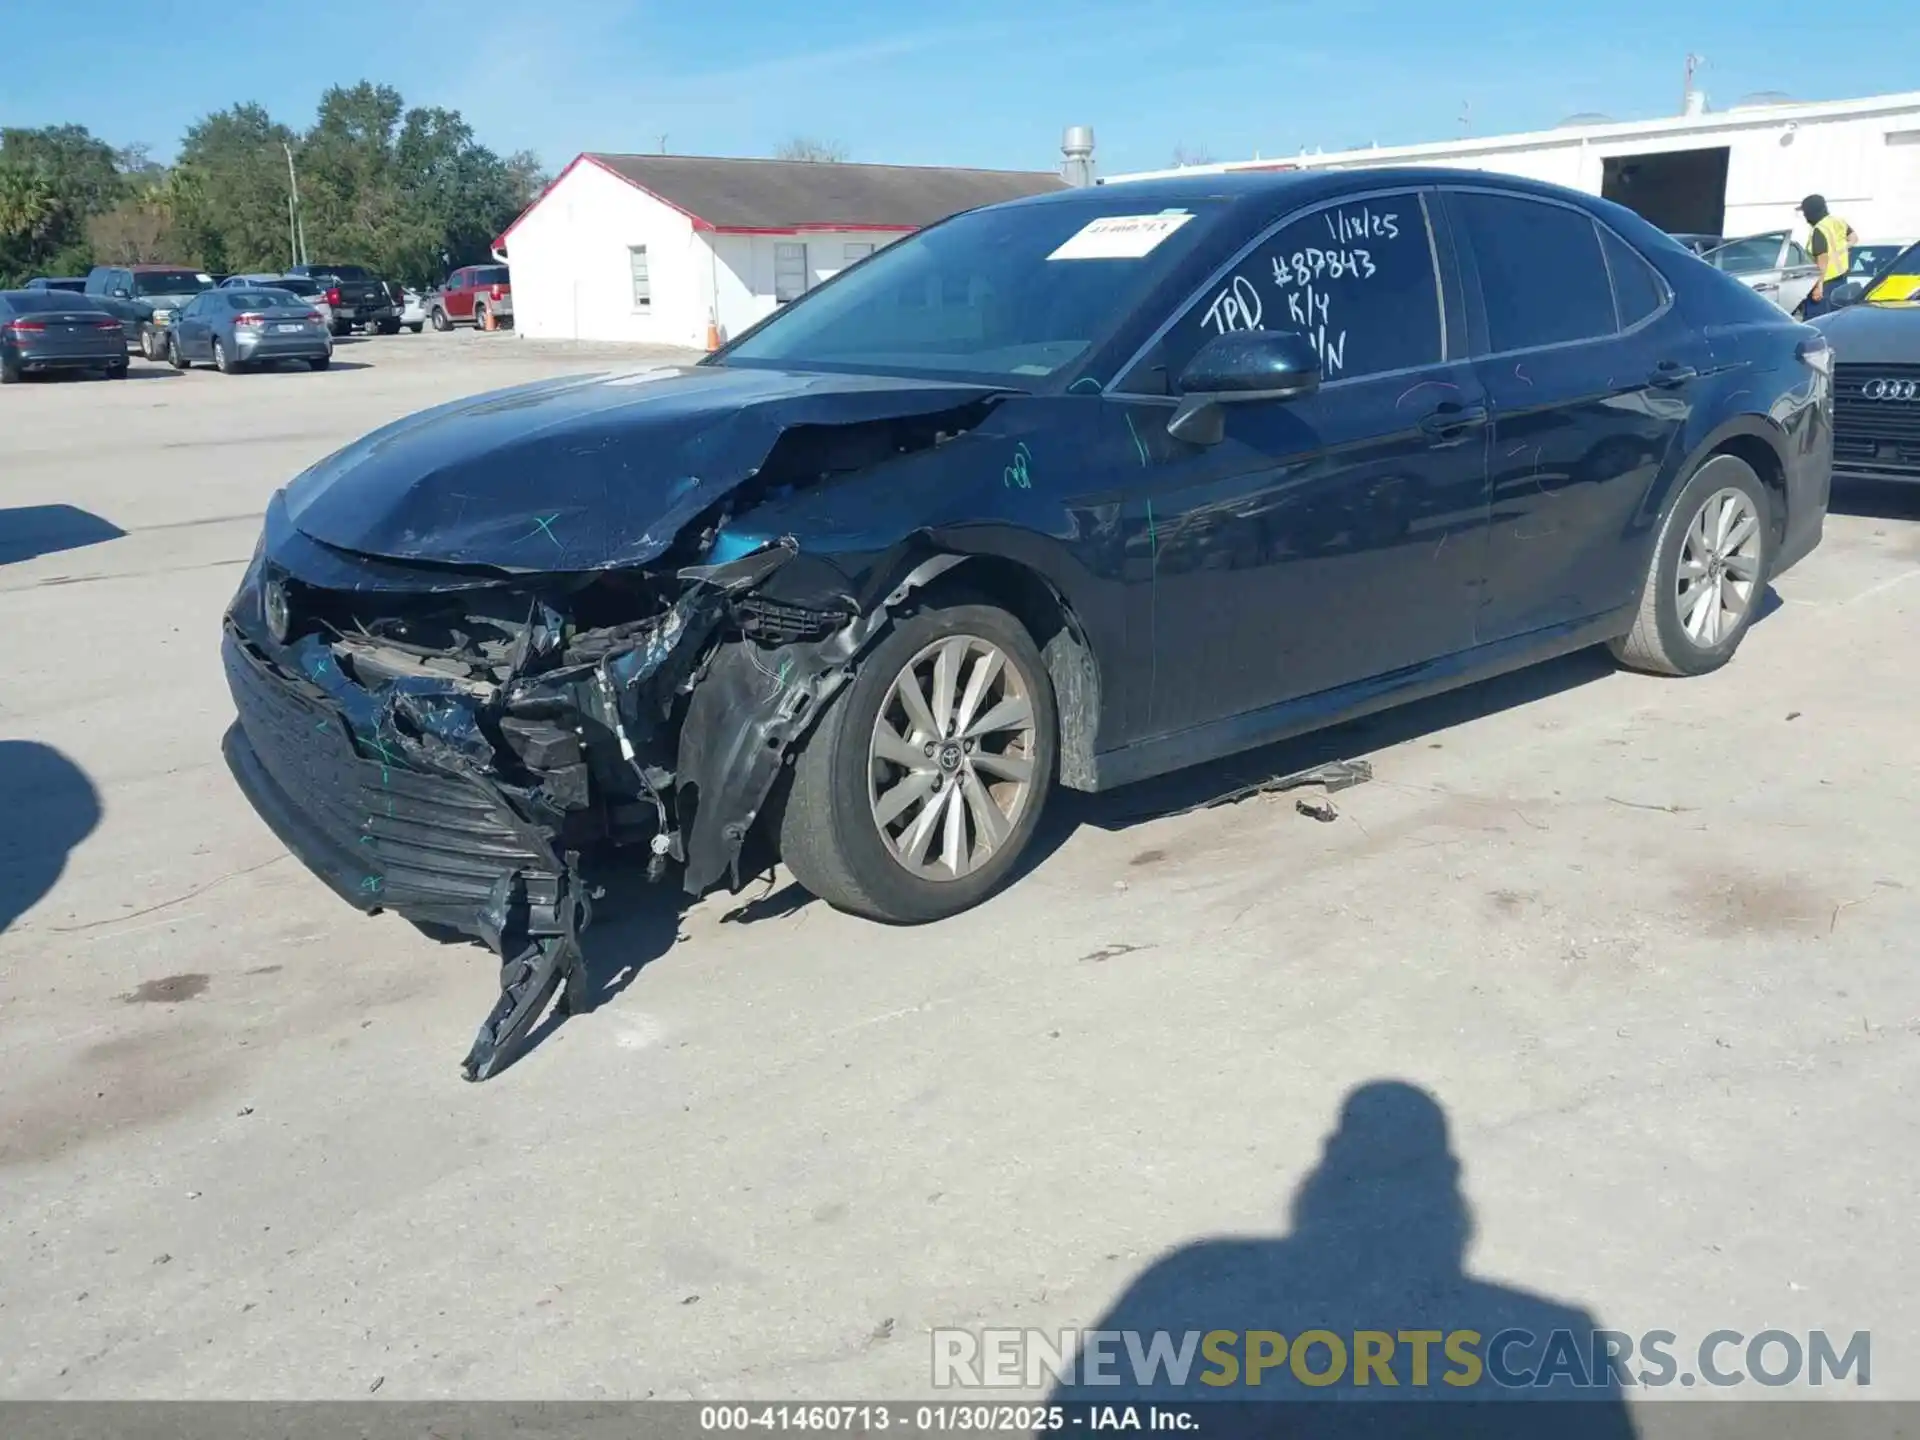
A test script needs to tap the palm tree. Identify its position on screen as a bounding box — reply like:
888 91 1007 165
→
0 164 60 243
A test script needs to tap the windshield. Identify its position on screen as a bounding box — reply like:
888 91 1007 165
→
720 197 1228 384
228 291 303 310
1701 235 1783 274
133 269 212 297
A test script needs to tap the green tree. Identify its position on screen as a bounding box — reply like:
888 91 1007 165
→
171 103 302 273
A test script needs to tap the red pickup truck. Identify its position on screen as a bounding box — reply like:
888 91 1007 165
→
428 265 512 331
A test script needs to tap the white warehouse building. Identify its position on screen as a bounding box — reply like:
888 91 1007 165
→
494 154 1064 349
1107 90 1920 243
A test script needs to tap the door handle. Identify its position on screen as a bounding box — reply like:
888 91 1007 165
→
1648 361 1698 388
1419 403 1489 443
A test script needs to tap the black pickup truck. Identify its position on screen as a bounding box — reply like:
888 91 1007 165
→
289 263 399 336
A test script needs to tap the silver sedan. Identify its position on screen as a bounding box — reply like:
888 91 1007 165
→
167 289 334 374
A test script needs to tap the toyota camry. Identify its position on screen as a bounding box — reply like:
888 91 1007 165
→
221 168 1832 1078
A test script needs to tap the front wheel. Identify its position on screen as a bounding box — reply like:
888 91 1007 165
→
778 599 1057 923
1609 453 1772 677
430 307 450 332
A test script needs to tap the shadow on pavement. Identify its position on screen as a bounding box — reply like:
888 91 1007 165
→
0 740 101 937
0 504 127 566
1046 1081 1636 1437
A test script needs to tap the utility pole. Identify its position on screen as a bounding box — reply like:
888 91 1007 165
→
283 142 307 268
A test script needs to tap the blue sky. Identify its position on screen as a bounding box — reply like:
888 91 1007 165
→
4 0 1914 177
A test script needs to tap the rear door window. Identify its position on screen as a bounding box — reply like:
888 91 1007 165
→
1598 227 1667 330
1449 192 1617 352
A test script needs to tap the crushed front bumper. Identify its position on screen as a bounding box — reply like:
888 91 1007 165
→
222 629 589 1079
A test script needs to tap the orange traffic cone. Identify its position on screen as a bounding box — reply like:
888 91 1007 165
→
705 316 721 351
481 306 498 332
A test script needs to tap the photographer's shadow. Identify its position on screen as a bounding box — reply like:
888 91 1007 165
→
1050 1081 1636 1439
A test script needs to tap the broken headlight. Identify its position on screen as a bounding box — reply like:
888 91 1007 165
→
262 575 292 644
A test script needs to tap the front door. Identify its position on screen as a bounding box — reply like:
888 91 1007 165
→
1442 188 1703 641
1110 189 1491 739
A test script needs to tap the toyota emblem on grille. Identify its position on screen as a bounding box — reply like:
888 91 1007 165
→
1863 378 1920 400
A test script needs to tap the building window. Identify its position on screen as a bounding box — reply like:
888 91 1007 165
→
775 242 808 302
843 242 874 265
629 245 650 309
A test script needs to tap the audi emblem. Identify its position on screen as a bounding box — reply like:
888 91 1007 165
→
1863 378 1920 400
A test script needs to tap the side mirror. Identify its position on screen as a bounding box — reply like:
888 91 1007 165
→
1168 329 1322 445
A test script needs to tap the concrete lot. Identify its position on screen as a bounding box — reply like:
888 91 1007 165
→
1 330 1917 1403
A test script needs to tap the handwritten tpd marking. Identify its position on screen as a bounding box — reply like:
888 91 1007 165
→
1201 274 1263 334
1124 412 1150 467
523 513 564 550
1003 442 1033 490
1324 208 1400 243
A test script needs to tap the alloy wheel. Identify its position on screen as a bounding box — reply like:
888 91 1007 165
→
1676 486 1762 647
867 634 1039 881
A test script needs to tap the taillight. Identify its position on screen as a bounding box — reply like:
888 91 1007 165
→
95 318 123 332
234 313 267 328
489 284 503 300
4 320 47 335
325 287 341 305
304 310 323 324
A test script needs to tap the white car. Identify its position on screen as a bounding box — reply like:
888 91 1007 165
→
399 289 427 333
1699 232 1820 315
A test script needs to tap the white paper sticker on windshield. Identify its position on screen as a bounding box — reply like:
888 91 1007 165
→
197 273 214 283
1047 213 1194 261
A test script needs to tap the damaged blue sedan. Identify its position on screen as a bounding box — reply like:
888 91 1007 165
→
222 168 1832 1078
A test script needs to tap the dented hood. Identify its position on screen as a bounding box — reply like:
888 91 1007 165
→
283 364 1006 571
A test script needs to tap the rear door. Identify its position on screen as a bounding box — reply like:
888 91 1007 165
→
1443 187 1704 642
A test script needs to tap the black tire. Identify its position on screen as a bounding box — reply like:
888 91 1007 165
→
407 322 423 334
168 334 189 370
0 358 19 385
104 363 128 379
778 598 1058 924
375 317 400 336
430 306 450 332
309 354 330 371
213 337 241 375
329 320 349 337
473 304 489 331
1610 452 1772 677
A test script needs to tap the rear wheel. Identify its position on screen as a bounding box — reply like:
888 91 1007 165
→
0 357 19 385
778 599 1057 923
474 304 490 331
213 337 241 375
168 334 189 370
407 322 424 334
375 317 400 336
104 363 128 379
1610 453 1772 677
309 354 330 371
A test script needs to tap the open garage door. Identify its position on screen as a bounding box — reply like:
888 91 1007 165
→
1601 148 1730 236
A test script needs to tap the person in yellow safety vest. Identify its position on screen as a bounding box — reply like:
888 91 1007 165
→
1800 193 1858 315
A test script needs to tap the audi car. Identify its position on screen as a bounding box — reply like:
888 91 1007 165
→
221 168 1832 1079
1812 239 1920 485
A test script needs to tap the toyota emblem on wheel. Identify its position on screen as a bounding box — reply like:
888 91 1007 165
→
1863 378 1920 400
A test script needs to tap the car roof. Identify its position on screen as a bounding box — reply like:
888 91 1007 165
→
1006 166 1612 214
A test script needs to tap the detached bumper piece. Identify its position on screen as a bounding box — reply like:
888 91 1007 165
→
222 630 591 1079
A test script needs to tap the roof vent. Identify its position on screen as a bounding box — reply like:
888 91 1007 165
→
1061 126 1095 188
